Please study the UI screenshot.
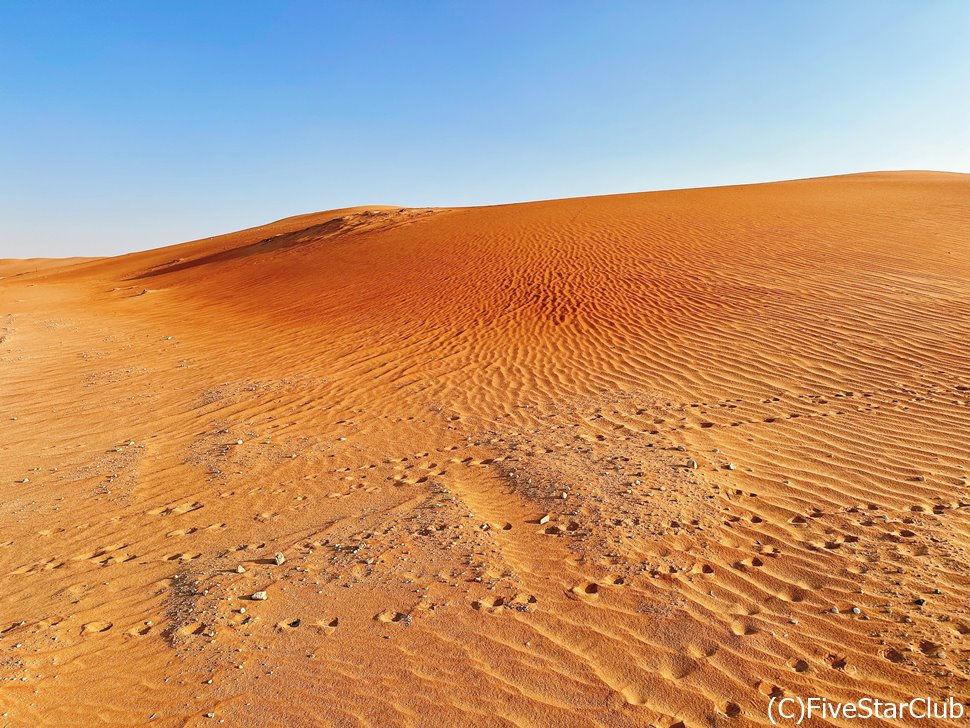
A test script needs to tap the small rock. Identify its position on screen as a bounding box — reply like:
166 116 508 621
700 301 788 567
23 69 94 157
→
274 552 285 566
236 565 246 574
539 515 551 525
235 439 243 445
251 591 268 601
686 459 698 470
851 607 861 615
830 607 840 614
914 598 926 606
560 491 568 499
725 463 737 471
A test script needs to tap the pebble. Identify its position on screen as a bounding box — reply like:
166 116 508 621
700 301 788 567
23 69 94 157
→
726 463 737 471
851 607 861 615
274 552 285 566
830 607 839 614
251 591 268 601
687 459 698 470
235 440 244 445
236 565 246 574
539 515 551 525
914 598 926 606
560 491 568 499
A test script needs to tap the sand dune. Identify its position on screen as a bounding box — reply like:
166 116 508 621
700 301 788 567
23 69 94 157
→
1 171 968 726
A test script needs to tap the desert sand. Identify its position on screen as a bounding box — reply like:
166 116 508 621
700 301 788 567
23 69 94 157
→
1 171 968 727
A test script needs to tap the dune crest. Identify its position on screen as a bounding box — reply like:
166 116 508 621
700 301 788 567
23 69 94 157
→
1 171 968 726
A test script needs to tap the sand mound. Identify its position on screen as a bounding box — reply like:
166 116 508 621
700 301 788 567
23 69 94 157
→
1 172 968 726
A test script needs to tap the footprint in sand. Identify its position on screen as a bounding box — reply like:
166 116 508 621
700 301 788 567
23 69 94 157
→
374 610 410 624
126 623 153 637
567 583 600 600
730 621 758 636
147 501 203 517
163 552 201 561
81 621 113 635
314 618 339 635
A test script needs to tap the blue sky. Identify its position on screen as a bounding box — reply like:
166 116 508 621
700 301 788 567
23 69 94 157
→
1 1 968 257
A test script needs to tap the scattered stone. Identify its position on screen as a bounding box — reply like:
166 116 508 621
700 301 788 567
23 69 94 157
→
235 439 244 445
725 463 737 471
236 565 246 574
914 598 926 606
274 552 286 566
251 591 268 601
851 607 861 615
538 515 551 525
560 491 568 499
686 459 698 470
830 607 839 614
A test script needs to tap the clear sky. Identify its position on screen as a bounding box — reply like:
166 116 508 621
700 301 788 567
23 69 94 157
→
2 1 968 258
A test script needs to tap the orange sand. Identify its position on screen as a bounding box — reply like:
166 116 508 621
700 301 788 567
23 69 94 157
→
1 172 968 726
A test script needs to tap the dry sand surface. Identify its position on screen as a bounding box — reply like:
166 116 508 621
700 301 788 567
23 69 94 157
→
1 171 969 727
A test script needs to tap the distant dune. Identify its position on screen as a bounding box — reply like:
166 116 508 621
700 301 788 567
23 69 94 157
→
1 172 968 726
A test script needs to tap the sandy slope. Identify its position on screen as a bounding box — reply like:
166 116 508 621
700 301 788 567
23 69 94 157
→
1 172 968 727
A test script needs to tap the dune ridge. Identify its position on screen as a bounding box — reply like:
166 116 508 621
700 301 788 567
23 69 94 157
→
1 171 968 726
